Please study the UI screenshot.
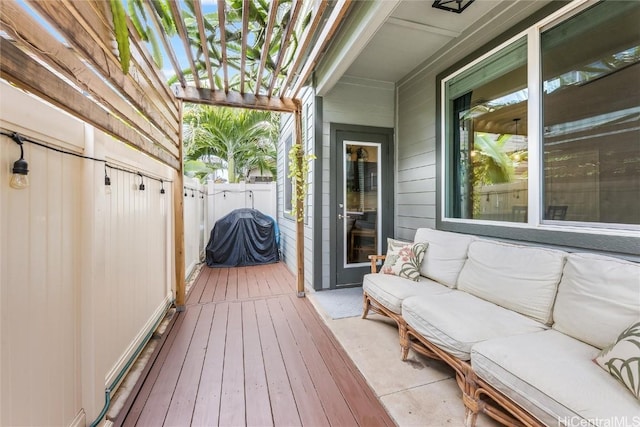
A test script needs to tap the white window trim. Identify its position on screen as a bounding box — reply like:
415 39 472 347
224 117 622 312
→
439 0 640 238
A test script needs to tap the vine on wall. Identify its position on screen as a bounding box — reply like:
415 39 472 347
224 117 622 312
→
288 144 316 222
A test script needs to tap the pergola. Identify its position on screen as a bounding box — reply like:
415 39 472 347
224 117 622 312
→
0 0 353 306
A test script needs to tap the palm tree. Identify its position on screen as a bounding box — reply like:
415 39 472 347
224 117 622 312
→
183 105 278 183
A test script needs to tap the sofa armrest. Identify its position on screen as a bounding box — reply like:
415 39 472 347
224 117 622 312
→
368 254 386 273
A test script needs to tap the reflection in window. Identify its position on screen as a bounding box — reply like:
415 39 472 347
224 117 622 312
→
542 1 640 225
447 38 529 222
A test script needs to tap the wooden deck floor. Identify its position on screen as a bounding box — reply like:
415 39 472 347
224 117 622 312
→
117 263 395 427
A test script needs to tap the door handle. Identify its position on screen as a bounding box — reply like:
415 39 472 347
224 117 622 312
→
338 214 344 220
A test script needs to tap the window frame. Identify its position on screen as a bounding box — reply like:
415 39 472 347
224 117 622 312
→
436 0 640 256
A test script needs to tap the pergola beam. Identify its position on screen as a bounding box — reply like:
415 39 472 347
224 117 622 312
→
267 0 303 98
172 85 298 113
254 0 279 95
0 38 180 170
290 0 353 98
280 0 329 97
193 0 215 89
169 0 201 87
143 0 187 88
217 0 229 92
240 0 250 93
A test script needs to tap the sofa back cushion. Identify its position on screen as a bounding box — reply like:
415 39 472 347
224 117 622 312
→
552 253 640 349
414 228 475 288
457 240 567 325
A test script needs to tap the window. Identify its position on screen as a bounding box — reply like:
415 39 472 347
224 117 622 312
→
443 0 640 230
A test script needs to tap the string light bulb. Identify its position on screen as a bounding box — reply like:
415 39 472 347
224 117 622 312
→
104 166 111 195
138 173 145 191
9 133 29 190
160 180 165 194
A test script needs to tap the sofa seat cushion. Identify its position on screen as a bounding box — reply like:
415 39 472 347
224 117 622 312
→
413 228 476 288
471 330 640 426
457 240 566 325
553 252 640 349
402 291 547 360
362 273 450 315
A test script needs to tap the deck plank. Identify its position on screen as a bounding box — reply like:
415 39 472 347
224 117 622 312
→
134 306 201 426
266 297 329 426
163 304 214 425
242 300 273 427
279 296 359 426
218 302 246 426
293 294 396 427
121 262 394 427
237 266 250 300
190 302 228 426
254 299 302 427
198 266 220 304
212 267 229 302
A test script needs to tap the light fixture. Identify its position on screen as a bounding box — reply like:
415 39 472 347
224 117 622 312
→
104 166 111 195
9 133 29 189
160 180 165 194
432 0 475 14
138 173 145 191
513 118 520 136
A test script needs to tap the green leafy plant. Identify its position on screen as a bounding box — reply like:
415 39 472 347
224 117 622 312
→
288 143 315 222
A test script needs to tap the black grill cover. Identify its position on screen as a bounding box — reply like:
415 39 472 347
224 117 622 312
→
205 208 279 267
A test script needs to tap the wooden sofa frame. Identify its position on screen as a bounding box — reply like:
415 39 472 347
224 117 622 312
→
362 255 545 427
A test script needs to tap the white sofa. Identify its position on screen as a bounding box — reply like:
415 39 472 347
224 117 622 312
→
362 228 640 427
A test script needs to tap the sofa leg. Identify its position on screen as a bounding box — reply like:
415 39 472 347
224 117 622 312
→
464 407 479 427
362 293 370 319
399 325 410 360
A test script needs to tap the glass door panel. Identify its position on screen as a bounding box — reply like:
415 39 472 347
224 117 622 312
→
343 142 380 266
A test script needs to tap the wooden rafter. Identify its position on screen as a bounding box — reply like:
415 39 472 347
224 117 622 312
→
143 0 187 88
193 0 215 89
267 0 303 98
173 85 298 113
280 0 329 97
25 1 180 144
217 0 229 92
169 0 201 87
0 39 179 169
254 0 279 95
0 2 177 154
240 0 250 94
290 0 353 98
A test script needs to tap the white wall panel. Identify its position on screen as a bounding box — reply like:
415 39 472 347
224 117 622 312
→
1 80 176 427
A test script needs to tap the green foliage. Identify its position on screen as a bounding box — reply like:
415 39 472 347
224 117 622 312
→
288 143 316 222
183 105 279 183
472 133 514 185
110 0 130 73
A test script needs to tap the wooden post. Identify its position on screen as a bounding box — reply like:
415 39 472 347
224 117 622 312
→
174 102 186 310
294 101 305 297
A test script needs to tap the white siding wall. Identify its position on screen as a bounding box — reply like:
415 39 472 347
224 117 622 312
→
0 81 180 426
321 76 395 289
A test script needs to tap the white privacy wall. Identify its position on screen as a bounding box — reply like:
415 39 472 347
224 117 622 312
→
0 81 179 426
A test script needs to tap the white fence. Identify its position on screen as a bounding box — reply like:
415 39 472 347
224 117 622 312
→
0 81 185 426
208 181 277 227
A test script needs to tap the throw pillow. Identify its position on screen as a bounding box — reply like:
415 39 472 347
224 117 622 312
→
381 238 427 281
594 321 640 401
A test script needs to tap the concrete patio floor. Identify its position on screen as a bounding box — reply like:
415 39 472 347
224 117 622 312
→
307 294 501 427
